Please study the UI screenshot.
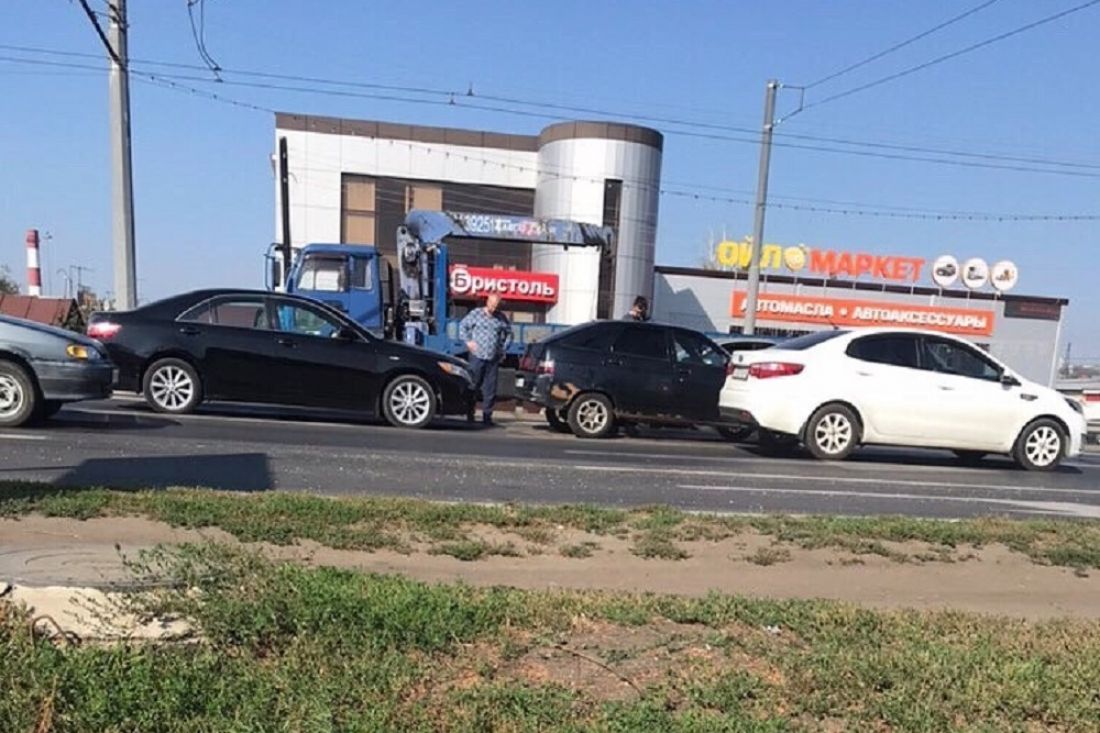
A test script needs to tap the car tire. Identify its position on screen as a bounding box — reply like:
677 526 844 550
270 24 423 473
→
804 404 861 461
567 393 616 439
1013 418 1066 472
716 425 753 442
382 374 436 429
0 360 38 428
545 408 571 434
143 358 203 414
952 450 986 465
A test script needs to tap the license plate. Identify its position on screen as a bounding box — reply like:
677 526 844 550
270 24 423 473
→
732 367 749 381
515 376 525 388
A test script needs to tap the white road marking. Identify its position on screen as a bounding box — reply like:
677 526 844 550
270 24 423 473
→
0 433 48 441
676 484 1100 518
570 463 1097 495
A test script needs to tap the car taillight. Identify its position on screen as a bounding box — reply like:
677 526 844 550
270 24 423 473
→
1085 393 1100 403
748 362 804 379
87 321 121 340
536 359 555 376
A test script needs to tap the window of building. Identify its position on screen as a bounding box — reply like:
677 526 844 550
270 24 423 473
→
341 176 376 245
597 179 622 319
613 326 669 361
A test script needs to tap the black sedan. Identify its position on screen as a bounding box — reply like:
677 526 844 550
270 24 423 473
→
87 289 476 428
0 314 114 427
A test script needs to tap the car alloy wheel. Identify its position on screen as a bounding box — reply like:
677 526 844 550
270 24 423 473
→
576 399 608 434
143 358 202 415
1023 424 1062 469
149 366 195 412
0 373 25 421
804 403 861 461
382 375 436 429
0 361 38 428
814 413 853 456
567 393 615 439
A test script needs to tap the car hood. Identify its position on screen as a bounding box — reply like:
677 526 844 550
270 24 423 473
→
0 315 98 347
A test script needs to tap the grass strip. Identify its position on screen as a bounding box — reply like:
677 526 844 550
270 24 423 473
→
3 544 1099 732
3 481 1100 569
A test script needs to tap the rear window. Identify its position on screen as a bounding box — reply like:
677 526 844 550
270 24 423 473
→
556 323 619 352
779 330 848 351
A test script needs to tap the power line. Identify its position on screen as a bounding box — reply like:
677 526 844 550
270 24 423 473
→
805 0 1002 89
7 43 1100 172
804 0 1100 111
186 0 221 77
75 0 122 67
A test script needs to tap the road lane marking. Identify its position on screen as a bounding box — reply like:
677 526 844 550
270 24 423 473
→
0 433 48 441
676 484 1100 518
568 463 1097 495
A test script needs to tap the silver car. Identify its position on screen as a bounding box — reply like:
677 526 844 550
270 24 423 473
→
0 314 114 427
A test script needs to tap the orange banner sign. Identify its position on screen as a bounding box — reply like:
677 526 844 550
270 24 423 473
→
731 292 995 337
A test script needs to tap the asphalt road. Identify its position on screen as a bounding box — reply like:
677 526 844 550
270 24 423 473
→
0 397 1097 519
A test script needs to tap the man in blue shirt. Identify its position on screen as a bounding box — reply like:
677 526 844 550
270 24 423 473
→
459 294 513 426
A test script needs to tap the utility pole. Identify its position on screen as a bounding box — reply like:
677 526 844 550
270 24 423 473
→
742 79 779 336
278 136 293 287
108 0 137 309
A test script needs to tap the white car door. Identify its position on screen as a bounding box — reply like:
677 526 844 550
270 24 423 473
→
842 333 943 442
919 336 1028 450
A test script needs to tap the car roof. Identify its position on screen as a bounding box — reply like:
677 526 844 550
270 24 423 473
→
123 289 325 319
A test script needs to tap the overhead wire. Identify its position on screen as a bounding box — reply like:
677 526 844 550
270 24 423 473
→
6 43 1100 173
804 0 1003 89
802 0 1100 111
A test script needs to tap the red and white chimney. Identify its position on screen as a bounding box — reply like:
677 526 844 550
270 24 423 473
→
25 229 42 297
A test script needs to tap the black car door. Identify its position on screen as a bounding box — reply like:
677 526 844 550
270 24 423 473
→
669 329 729 422
267 297 381 410
176 295 286 402
606 324 675 416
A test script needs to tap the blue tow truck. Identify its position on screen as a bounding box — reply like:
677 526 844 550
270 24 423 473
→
267 210 614 365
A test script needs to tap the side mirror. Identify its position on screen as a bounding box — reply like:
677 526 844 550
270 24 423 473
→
335 326 359 341
1000 373 1021 387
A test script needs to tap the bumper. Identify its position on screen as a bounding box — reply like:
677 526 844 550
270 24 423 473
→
513 372 569 410
719 385 807 436
437 376 478 416
33 360 115 402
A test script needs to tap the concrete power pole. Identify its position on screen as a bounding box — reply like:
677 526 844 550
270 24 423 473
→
108 0 137 309
742 80 779 336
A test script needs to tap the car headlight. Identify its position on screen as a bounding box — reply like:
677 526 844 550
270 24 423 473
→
66 344 101 361
1066 397 1085 416
438 361 471 383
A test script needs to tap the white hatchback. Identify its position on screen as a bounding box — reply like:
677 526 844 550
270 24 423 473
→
719 328 1087 470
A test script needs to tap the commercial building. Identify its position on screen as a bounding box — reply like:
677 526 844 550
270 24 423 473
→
275 113 662 325
275 112 1068 386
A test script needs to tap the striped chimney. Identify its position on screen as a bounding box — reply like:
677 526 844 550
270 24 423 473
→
26 229 42 297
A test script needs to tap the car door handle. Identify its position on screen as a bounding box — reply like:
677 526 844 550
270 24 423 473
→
676 367 692 377
938 385 954 391
1020 393 1038 402
275 337 297 348
855 371 872 377
603 358 624 367
178 326 201 336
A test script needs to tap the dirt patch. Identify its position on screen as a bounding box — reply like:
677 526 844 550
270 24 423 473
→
2 516 1099 619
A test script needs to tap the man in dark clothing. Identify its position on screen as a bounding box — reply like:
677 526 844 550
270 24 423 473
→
459 294 513 426
625 296 650 322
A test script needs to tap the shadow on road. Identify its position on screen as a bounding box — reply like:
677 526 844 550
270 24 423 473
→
53 453 274 491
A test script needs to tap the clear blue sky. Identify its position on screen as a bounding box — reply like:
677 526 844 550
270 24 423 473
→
2 1 1098 356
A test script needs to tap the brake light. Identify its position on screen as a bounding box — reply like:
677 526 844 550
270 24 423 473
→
1084 393 1100 403
536 359 555 376
87 321 121 340
748 362 804 379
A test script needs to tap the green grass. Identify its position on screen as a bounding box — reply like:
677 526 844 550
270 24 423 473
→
560 541 600 559
3 545 1100 732
744 546 793 566
4 481 1100 569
